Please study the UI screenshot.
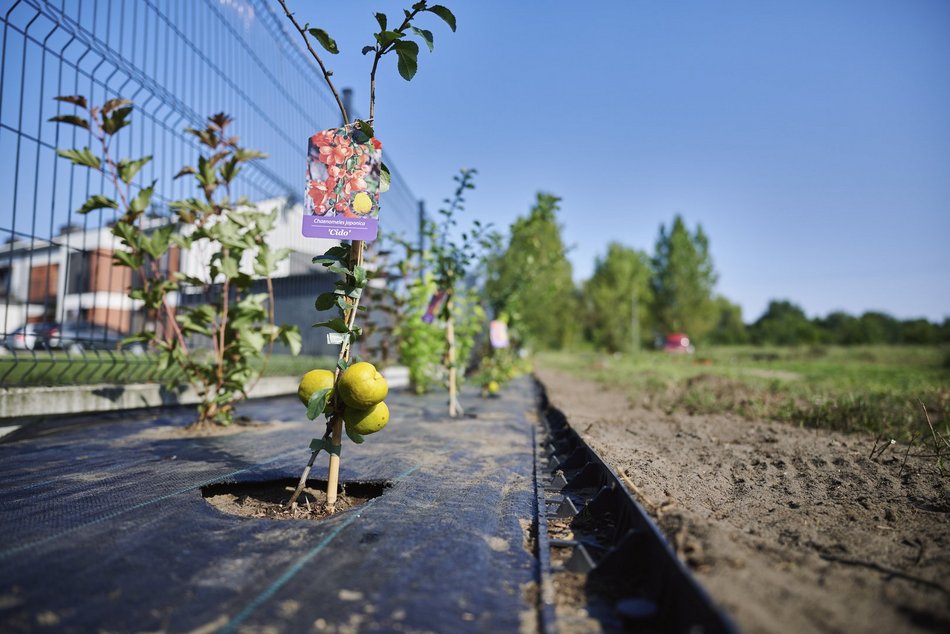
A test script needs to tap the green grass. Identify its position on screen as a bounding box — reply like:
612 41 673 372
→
0 352 334 388
537 345 950 442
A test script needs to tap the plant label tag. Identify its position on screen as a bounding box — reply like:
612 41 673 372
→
422 289 447 324
326 332 350 345
303 124 382 242
490 320 509 348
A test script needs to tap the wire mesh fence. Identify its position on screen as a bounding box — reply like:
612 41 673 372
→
0 0 422 387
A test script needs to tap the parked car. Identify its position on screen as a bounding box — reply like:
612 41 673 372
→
663 332 695 354
42 321 144 355
4 323 51 350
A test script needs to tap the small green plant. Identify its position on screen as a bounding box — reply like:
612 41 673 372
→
427 168 492 416
474 345 531 396
277 0 457 510
51 97 300 428
395 269 444 393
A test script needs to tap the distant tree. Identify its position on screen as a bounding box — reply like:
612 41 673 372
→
898 318 939 345
750 300 818 345
707 296 748 345
815 311 862 344
940 318 950 344
583 242 653 353
856 311 900 344
650 215 718 342
485 193 578 350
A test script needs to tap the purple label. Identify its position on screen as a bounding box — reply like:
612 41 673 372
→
302 124 382 242
301 214 378 241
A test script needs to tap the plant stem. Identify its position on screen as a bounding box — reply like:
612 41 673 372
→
287 449 318 507
368 7 423 121
93 110 188 354
275 0 349 125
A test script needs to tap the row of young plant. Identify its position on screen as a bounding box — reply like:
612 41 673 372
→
51 99 302 429
51 1 534 513
361 169 529 406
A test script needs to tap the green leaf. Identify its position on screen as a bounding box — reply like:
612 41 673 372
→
313 318 349 333
278 326 302 356
315 292 337 311
427 5 456 31
129 184 155 215
48 114 89 130
393 40 419 81
174 272 205 287
410 26 434 52
306 388 333 420
234 148 267 162
197 155 216 188
327 264 351 277
143 224 175 258
218 254 240 279
308 28 339 54
118 156 152 184
102 106 132 135
345 425 365 444
353 266 368 287
312 244 351 265
77 194 119 215
354 119 375 139
174 166 196 179
375 30 405 47
121 333 153 346
379 162 391 193
112 249 142 269
56 147 100 169
374 12 387 31
102 98 133 114
239 330 266 354
177 312 213 337
361 45 375 55
54 95 88 109
184 126 218 148
220 157 240 184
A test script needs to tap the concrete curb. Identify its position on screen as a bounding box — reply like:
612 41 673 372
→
0 366 414 421
0 376 299 420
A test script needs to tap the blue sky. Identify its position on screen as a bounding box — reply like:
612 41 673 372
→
256 1 949 321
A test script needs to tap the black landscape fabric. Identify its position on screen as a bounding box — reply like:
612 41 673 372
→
0 381 538 633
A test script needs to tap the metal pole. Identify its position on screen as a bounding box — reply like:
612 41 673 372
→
418 200 425 281
341 88 353 126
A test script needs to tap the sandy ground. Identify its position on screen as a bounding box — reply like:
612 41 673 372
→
535 367 950 634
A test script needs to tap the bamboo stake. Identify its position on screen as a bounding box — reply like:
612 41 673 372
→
326 240 365 511
446 290 460 417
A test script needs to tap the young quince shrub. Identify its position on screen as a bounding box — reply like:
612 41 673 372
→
395 272 445 393
51 98 301 427
474 346 531 395
279 0 458 509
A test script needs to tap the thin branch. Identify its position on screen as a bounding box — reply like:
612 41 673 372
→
919 401 950 450
368 6 424 121
287 450 319 507
275 0 349 124
93 111 188 354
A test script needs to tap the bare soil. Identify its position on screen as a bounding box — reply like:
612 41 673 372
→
535 367 950 634
201 479 387 520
